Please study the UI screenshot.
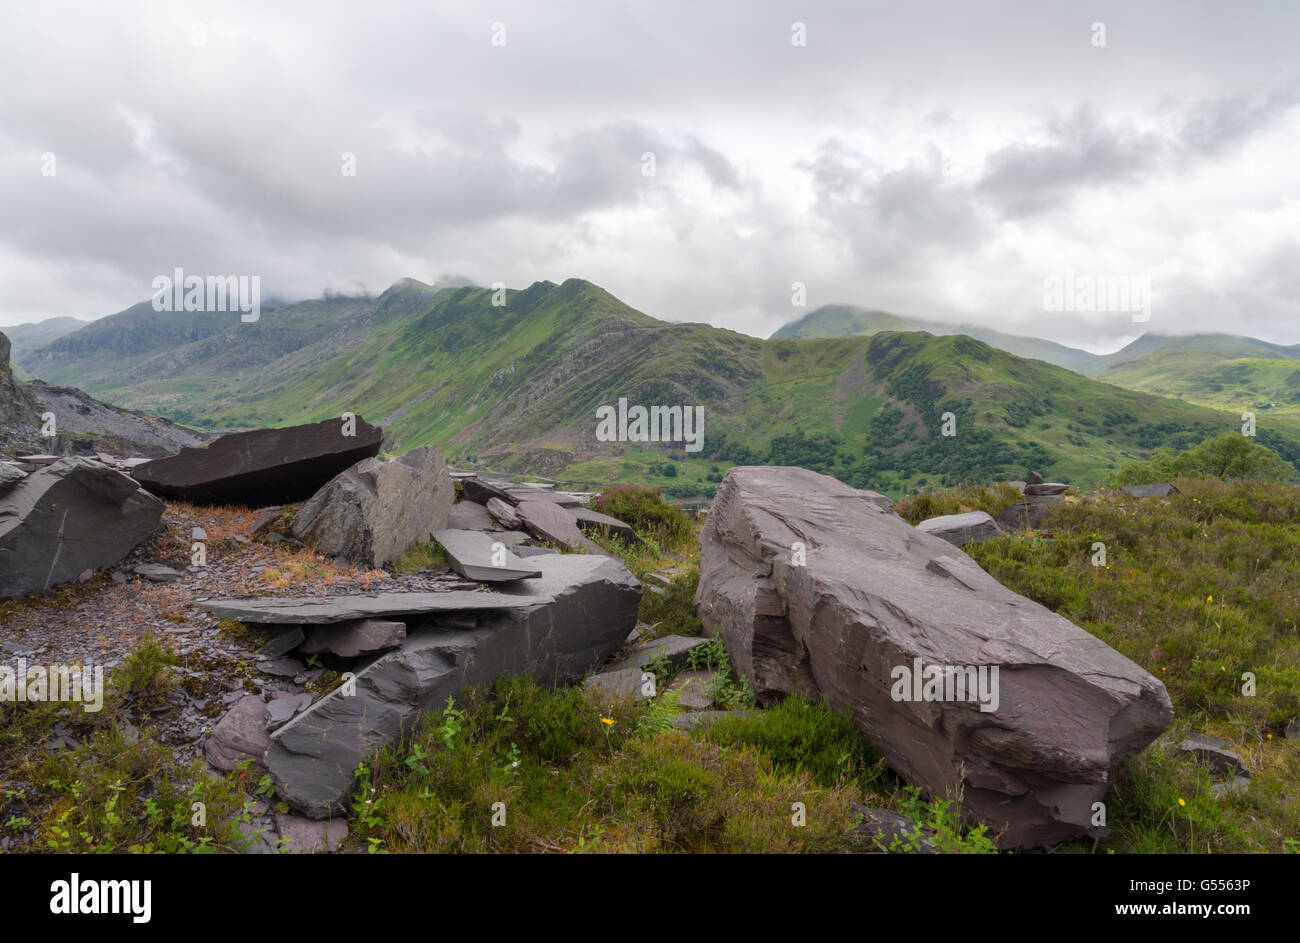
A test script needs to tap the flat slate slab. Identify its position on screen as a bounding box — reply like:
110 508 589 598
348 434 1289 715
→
196 590 549 624
445 500 495 530
486 497 521 528
434 528 542 581
132 416 382 506
505 487 581 508
573 506 636 540
461 478 514 505
516 500 602 553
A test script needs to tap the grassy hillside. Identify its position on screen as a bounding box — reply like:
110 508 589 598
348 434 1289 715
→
25 280 1299 495
1076 334 1300 452
770 303 1103 374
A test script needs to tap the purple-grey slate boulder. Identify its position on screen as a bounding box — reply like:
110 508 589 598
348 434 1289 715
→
265 553 642 818
461 477 514 505
915 510 1003 547
132 416 381 506
515 500 602 553
695 465 1173 849
0 458 164 600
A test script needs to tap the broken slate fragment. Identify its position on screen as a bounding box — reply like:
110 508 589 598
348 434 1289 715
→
434 528 542 582
204 695 271 771
257 627 306 659
266 693 315 730
299 619 406 658
134 563 183 582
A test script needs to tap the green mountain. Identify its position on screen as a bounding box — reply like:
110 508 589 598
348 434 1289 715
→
24 280 1299 496
772 304 1103 374
3 315 90 362
1081 334 1300 442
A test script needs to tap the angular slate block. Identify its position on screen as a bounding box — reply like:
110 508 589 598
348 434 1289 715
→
132 416 382 506
434 528 542 581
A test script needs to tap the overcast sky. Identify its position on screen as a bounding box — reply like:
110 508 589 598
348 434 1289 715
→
2 0 1298 351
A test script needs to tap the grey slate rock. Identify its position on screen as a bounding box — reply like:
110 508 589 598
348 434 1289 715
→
461 478 514 505
573 506 637 540
1119 483 1180 498
668 670 715 710
299 619 406 658
1 458 164 600
134 563 183 582
485 497 521 529
512 544 557 558
584 667 653 701
610 634 710 673
257 627 306 659
133 416 382 506
1177 733 1249 779
291 445 454 568
995 494 1065 532
266 693 315 730
445 500 495 531
516 500 603 553
256 657 305 678
434 528 542 582
267 554 642 818
1023 482 1068 496
915 511 1003 547
196 589 546 624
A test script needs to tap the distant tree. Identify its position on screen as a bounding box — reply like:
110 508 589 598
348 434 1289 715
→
1109 432 1295 486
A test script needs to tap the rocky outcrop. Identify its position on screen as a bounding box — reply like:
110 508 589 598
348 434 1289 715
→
0 458 164 599
695 465 1173 849
132 416 382 506
0 330 43 456
291 445 453 567
265 553 641 817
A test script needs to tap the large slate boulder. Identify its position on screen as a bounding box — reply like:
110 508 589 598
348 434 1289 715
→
291 445 453 568
695 466 1173 849
266 554 641 817
132 416 382 506
0 458 163 599
915 511 1003 546
445 500 495 531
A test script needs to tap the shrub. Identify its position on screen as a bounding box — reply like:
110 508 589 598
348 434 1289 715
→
591 483 693 545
